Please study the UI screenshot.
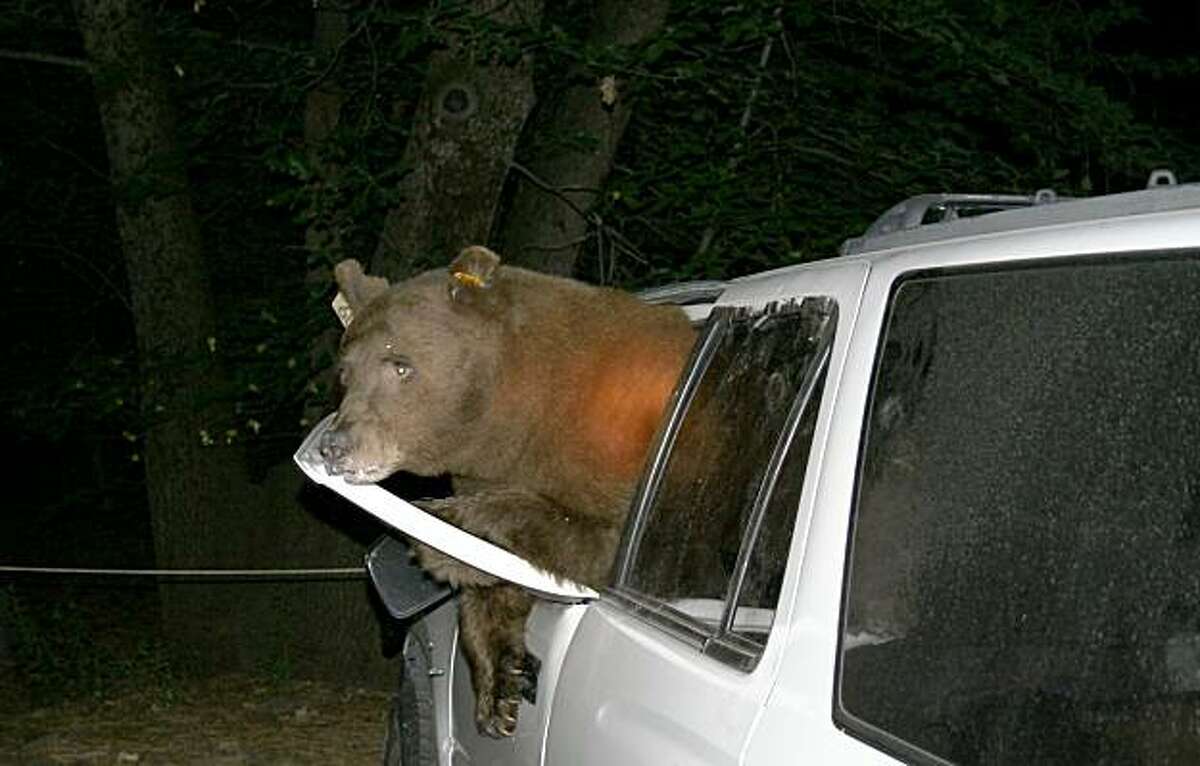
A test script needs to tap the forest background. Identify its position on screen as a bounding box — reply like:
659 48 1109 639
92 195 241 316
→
0 0 1197 696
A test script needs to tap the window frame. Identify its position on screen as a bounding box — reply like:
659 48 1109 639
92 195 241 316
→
608 298 839 671
832 266 954 766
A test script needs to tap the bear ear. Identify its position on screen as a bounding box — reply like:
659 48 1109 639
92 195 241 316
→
332 259 390 327
448 246 501 303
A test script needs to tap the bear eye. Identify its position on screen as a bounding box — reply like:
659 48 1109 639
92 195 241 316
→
390 359 414 380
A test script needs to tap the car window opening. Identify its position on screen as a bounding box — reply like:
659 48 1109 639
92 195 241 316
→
614 297 838 669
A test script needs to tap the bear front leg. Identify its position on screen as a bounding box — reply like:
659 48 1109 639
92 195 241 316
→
459 584 534 738
409 540 499 588
416 490 621 589
410 490 619 739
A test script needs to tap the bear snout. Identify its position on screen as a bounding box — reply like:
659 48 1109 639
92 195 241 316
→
318 425 353 475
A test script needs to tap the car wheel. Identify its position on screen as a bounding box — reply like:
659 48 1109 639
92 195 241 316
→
383 622 439 766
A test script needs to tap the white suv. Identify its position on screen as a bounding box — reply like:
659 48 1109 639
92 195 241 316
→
366 180 1200 765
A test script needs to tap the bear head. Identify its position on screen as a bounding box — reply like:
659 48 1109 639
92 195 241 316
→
319 247 504 483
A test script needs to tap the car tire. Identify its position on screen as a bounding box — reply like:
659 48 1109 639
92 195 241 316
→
383 622 439 766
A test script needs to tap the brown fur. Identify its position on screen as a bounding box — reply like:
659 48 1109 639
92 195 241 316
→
320 248 694 736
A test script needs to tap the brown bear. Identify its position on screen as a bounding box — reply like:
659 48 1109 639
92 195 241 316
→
319 246 695 737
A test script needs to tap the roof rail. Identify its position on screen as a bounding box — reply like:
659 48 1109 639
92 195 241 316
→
840 191 1063 256
841 170 1187 256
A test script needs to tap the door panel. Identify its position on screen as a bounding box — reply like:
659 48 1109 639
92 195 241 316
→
546 602 763 766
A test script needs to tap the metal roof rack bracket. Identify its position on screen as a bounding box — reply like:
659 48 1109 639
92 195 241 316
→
1147 169 1177 188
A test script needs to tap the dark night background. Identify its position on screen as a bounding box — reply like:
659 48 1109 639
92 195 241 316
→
0 0 1197 760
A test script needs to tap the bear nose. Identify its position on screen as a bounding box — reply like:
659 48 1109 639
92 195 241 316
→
318 427 351 472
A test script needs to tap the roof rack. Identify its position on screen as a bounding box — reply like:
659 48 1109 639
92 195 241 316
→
840 190 1062 256
841 170 1184 257
1146 169 1177 188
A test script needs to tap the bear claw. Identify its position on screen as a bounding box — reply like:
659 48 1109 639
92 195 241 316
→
479 695 521 738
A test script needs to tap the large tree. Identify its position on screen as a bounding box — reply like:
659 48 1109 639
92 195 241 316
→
71 0 396 680
72 0 251 667
498 0 669 277
372 0 545 280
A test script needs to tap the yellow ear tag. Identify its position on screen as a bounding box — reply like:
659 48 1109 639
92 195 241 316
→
452 271 487 289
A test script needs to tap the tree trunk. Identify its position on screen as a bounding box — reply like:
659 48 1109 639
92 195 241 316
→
499 0 670 278
372 0 545 281
304 5 350 269
303 5 351 422
73 0 252 669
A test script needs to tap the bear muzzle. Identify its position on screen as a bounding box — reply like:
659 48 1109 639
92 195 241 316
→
318 420 399 483
318 424 353 475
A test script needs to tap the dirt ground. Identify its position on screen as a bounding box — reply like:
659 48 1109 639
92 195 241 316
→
0 674 391 766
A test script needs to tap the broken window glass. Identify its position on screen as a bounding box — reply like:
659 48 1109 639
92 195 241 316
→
840 255 1200 765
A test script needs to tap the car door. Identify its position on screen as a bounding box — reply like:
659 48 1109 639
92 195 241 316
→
542 261 869 766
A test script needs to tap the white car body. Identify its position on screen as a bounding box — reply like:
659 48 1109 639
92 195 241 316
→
385 182 1200 766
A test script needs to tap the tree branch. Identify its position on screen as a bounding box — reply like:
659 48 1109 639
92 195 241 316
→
508 161 594 223
508 160 648 271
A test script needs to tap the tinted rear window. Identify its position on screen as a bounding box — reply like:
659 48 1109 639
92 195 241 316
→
840 254 1200 764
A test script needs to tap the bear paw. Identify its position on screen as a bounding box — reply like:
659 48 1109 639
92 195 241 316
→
475 690 521 738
